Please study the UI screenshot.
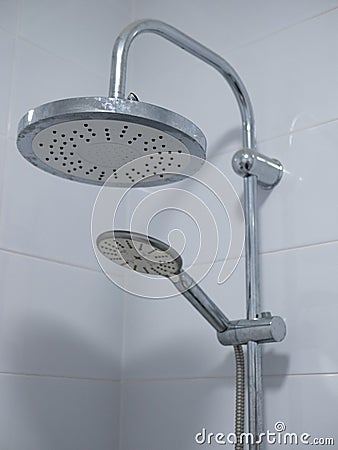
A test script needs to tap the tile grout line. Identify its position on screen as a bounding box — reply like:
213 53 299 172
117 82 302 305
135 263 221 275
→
257 239 338 258
0 370 120 383
191 239 338 267
0 246 102 273
120 371 338 384
257 117 338 146
0 369 336 383
226 6 338 56
1 237 338 275
14 34 109 81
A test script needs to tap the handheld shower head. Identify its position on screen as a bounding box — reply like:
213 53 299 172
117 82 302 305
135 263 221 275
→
17 97 206 187
96 229 183 277
96 229 230 332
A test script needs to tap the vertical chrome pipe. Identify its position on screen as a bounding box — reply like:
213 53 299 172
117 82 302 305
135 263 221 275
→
244 175 263 449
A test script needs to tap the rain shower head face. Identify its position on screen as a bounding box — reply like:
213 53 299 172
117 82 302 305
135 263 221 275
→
17 97 206 187
96 230 183 277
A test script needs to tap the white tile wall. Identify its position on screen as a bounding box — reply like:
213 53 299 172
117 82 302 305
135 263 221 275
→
122 258 245 380
0 374 120 450
0 250 124 379
121 374 338 449
258 121 338 252
132 0 338 55
0 138 101 270
261 242 338 377
2 0 338 449
0 28 15 136
0 0 18 34
124 172 237 266
230 10 338 141
8 38 107 136
0 1 132 449
264 374 338 447
18 0 130 77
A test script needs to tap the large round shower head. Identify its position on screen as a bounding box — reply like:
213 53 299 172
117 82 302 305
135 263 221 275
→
17 97 206 187
96 230 183 276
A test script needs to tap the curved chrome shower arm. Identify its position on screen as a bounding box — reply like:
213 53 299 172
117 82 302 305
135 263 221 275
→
109 19 255 149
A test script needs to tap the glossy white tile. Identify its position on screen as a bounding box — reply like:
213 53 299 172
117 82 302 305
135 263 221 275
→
121 378 236 450
0 374 120 450
0 0 18 34
258 121 338 253
261 242 338 376
0 138 102 269
0 28 15 136
9 38 106 138
230 9 338 141
132 0 338 55
124 170 238 267
121 374 338 449
0 134 8 198
0 250 124 379
122 257 246 380
264 374 338 446
18 0 131 76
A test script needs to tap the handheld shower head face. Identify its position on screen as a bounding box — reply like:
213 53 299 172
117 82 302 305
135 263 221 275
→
17 97 206 187
96 230 182 277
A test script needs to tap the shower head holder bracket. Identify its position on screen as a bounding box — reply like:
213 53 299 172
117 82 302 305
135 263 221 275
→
171 271 286 346
232 149 283 189
217 316 286 346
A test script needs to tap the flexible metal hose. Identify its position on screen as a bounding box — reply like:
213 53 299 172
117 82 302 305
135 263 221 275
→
234 345 245 450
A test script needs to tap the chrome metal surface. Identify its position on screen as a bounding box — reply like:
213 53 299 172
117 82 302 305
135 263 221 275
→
232 149 283 189
244 175 263 449
110 19 255 148
96 230 182 276
97 229 230 331
170 272 230 333
17 97 206 186
217 316 287 346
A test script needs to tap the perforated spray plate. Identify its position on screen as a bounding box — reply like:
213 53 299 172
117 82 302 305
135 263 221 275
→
96 230 183 276
17 97 206 186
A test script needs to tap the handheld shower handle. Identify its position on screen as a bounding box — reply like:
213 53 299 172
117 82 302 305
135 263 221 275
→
170 272 230 333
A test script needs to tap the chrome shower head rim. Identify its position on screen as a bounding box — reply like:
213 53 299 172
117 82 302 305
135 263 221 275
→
17 96 206 187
